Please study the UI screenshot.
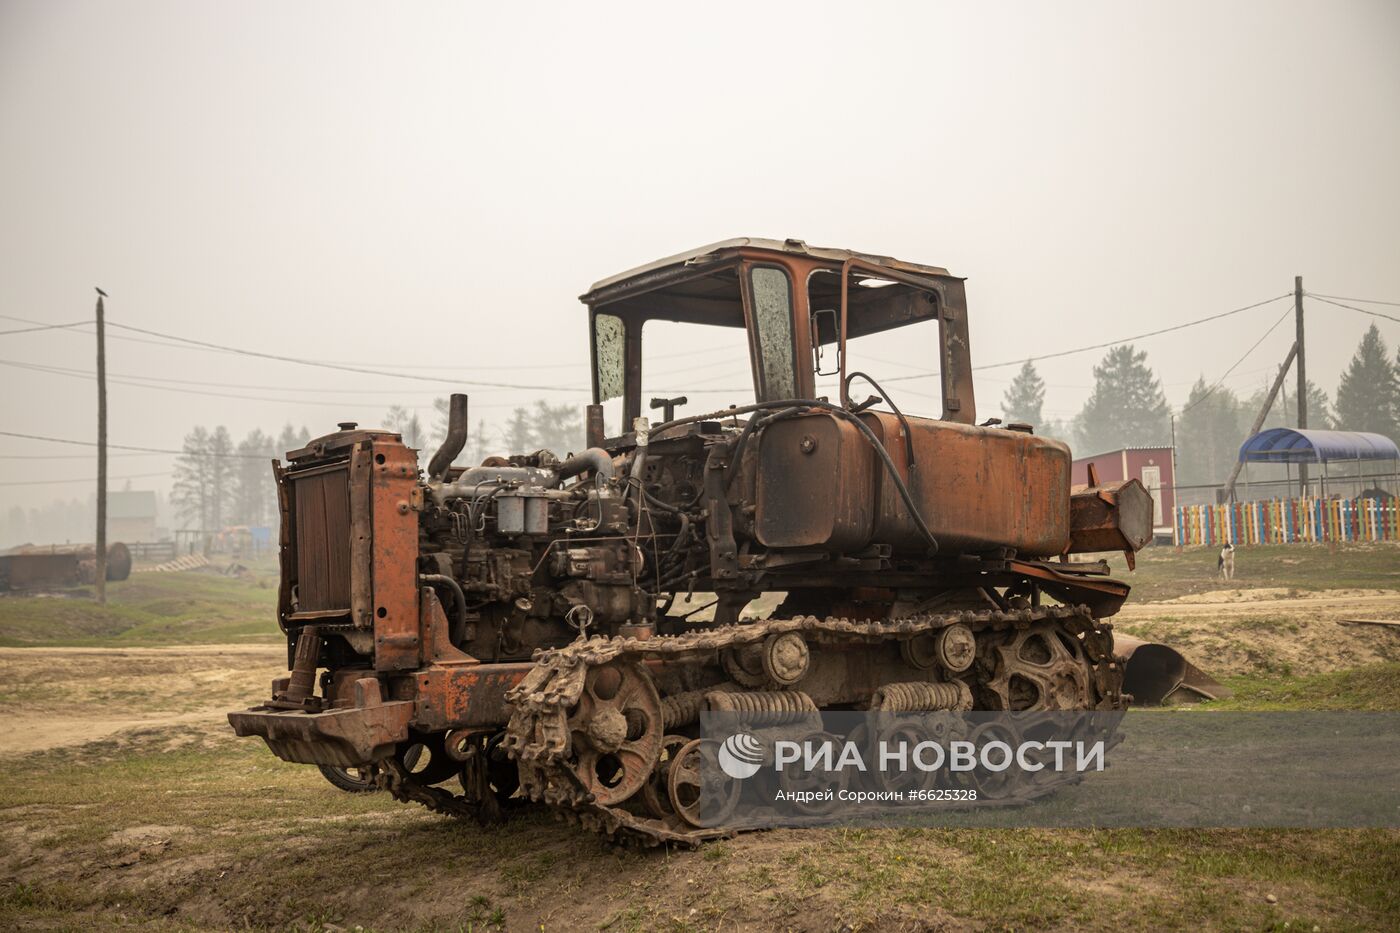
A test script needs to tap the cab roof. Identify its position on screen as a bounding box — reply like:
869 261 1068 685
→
580 237 957 305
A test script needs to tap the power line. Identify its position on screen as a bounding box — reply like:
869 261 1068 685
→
0 452 161 459
0 313 587 389
104 320 590 390
0 311 740 370
0 320 93 337
1306 294 1400 325
0 357 589 409
1309 292 1400 309
1180 306 1293 415
0 429 266 459
880 292 1293 383
0 470 172 488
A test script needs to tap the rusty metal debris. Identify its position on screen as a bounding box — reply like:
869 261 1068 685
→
1115 635 1232 704
230 238 1197 844
0 542 131 592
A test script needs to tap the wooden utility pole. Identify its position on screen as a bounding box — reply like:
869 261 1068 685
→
1295 276 1307 497
95 287 108 604
1223 343 1298 502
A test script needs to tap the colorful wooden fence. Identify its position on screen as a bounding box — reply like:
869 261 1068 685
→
1174 496 1400 546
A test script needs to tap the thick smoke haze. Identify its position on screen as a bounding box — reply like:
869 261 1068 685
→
1 1 1398 538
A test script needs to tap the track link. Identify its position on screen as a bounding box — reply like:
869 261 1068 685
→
381 604 1124 846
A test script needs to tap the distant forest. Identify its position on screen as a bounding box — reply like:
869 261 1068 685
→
999 324 1399 490
6 326 1397 546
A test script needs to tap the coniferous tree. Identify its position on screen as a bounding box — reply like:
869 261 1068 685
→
1177 378 1242 486
1243 378 1335 432
171 427 215 531
232 429 276 527
383 405 427 450
1001 361 1046 427
1335 325 1399 438
530 400 583 455
505 407 535 453
276 424 311 456
1074 345 1171 454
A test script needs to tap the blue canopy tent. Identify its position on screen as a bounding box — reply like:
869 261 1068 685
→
1237 428 1400 498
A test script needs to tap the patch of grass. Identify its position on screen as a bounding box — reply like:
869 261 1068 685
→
1211 661 1400 710
0 570 279 646
3 731 1397 931
1111 542 1400 602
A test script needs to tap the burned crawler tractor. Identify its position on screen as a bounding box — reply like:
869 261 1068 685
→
229 239 1155 844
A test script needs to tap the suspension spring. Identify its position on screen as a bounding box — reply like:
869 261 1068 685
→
869 681 972 712
661 682 739 730
705 689 819 725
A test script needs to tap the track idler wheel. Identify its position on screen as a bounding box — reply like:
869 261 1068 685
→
641 734 692 819
983 621 1093 711
667 737 742 829
564 661 663 807
776 730 847 817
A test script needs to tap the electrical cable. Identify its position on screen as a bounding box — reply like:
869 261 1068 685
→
1305 294 1400 325
880 292 1293 382
1308 293 1400 309
0 429 267 458
1180 306 1294 415
0 470 173 487
0 320 93 337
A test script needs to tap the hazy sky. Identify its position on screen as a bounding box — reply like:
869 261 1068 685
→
2 0 1398 516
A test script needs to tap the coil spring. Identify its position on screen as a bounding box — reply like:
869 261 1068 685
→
869 681 972 712
661 682 739 730
705 689 819 726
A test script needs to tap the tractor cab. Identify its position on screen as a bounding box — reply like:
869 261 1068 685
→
579 238 977 438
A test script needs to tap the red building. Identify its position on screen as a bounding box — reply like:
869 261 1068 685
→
1071 446 1175 536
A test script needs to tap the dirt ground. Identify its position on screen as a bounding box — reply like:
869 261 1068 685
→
1116 587 1400 677
0 644 284 757
2 568 1399 930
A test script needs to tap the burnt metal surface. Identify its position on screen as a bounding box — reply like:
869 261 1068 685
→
1067 478 1154 556
1116 635 1233 704
231 238 1200 846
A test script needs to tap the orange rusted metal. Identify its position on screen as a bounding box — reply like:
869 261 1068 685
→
230 239 1193 842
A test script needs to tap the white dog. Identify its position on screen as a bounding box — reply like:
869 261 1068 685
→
1217 542 1236 581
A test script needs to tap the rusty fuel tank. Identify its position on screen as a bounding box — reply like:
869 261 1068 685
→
754 411 1071 557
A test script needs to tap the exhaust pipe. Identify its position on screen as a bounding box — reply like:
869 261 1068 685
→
427 393 468 481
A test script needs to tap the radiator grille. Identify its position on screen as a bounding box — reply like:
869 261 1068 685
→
292 467 352 613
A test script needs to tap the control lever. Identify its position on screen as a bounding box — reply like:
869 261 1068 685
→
649 395 688 422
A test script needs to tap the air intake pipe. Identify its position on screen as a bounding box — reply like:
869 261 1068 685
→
427 393 468 482
556 448 615 485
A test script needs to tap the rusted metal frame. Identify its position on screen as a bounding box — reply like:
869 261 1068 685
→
604 291 746 327
367 438 422 671
734 263 766 406
702 441 740 582
935 277 975 424
580 251 739 307
228 700 414 767
348 446 374 631
836 257 975 424
838 258 947 406
623 311 644 430
404 661 535 731
780 256 821 400
273 459 295 637
736 257 812 404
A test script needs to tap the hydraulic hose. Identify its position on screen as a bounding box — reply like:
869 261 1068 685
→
420 573 467 645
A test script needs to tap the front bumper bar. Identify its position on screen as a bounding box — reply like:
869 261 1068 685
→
227 700 413 767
